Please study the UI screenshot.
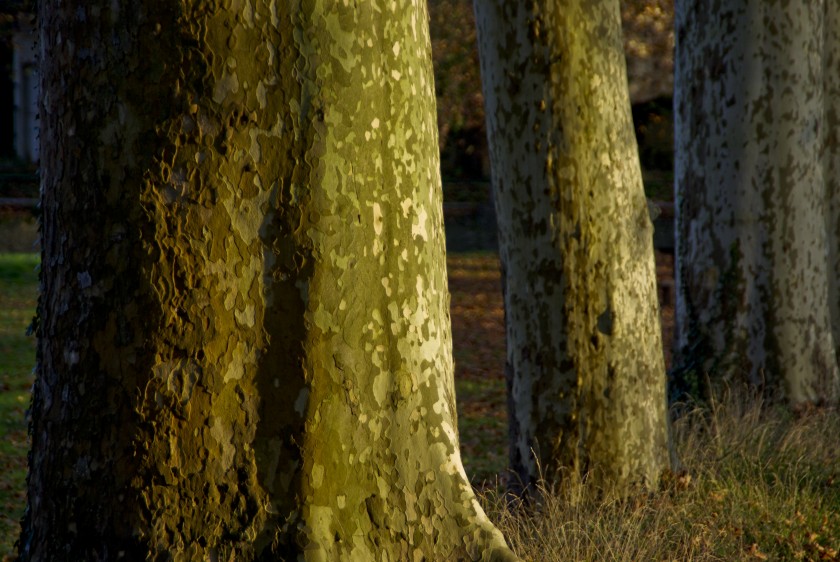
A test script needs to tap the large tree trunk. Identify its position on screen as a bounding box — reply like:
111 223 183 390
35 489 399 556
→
21 2 517 560
474 0 670 492
674 0 840 406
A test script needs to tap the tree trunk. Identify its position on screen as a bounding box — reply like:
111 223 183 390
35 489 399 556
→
674 0 840 406
826 2 840 364
474 0 670 492
21 2 517 560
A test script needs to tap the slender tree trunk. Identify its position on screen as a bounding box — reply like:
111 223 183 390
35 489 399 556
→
21 2 517 560
474 0 670 492
674 0 840 406
825 2 840 360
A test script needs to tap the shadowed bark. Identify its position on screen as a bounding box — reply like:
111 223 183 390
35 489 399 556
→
674 0 840 406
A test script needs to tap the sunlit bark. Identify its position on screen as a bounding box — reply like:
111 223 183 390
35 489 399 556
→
21 1 517 560
474 0 671 492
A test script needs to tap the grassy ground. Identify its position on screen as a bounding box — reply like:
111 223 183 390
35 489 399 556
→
449 253 508 479
0 212 39 254
1 252 838 560
0 253 38 558
485 392 840 561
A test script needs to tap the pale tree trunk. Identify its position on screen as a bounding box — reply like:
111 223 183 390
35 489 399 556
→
21 1 517 560
474 0 670 492
674 0 840 406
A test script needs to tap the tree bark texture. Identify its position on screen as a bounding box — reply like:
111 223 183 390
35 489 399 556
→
22 1 517 560
674 0 840 405
474 0 670 492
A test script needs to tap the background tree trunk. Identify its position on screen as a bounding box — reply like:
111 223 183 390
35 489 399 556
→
826 2 840 363
21 1 516 560
474 0 670 492
674 0 840 405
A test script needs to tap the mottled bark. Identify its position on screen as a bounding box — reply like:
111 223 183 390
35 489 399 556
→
674 0 840 405
22 1 516 560
474 0 670 492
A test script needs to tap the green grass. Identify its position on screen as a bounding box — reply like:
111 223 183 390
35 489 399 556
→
0 253 38 558
447 253 508 482
456 377 508 480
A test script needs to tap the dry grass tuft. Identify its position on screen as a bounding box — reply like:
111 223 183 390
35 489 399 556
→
482 389 840 561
